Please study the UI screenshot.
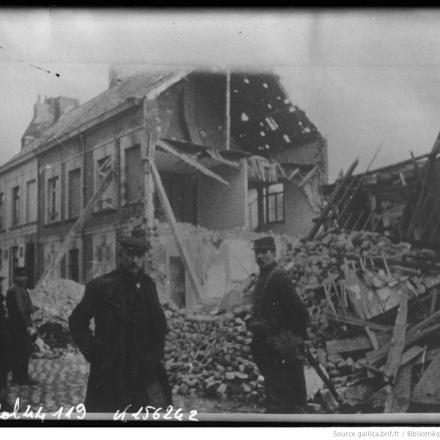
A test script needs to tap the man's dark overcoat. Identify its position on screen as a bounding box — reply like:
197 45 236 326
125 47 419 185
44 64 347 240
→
249 261 309 413
0 294 9 389
69 267 172 413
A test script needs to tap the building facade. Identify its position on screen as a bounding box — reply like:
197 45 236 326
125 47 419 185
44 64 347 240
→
0 67 327 304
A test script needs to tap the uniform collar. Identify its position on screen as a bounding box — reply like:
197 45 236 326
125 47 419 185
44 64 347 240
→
118 265 143 284
259 261 278 275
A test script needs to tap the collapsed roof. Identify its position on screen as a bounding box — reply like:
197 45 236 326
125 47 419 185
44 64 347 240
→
3 67 323 176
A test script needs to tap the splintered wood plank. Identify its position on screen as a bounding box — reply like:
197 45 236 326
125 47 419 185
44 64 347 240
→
367 322 440 366
383 285 408 383
411 350 440 405
368 385 390 411
327 333 390 355
365 327 379 350
327 314 392 332
400 346 424 367
384 363 413 413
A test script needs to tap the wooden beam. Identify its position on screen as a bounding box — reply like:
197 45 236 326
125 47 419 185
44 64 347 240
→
366 321 440 366
143 98 161 230
287 168 299 181
34 162 115 291
157 140 229 187
327 313 392 333
430 287 439 314
307 158 359 240
326 334 390 355
149 160 203 304
276 163 287 179
286 168 300 181
400 345 424 367
365 327 379 350
323 282 337 317
205 149 240 169
299 165 318 188
383 285 408 384
384 363 412 413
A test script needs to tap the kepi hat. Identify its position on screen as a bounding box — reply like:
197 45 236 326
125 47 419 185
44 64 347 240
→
118 228 151 252
253 236 276 251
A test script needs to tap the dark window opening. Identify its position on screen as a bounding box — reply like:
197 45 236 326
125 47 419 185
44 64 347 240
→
68 248 80 282
68 169 82 218
47 176 59 222
0 193 4 230
9 246 18 285
96 156 113 210
12 186 20 226
261 183 285 225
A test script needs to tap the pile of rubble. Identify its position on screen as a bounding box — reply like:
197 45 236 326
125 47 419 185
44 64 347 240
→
277 229 440 412
163 303 264 408
31 279 85 355
162 228 440 412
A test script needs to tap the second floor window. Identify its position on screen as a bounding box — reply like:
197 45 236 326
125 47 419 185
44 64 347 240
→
26 179 37 223
12 186 20 226
262 183 285 224
47 176 60 222
68 168 81 218
96 156 113 211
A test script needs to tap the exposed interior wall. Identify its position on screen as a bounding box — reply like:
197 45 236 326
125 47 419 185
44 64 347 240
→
151 222 259 308
197 164 247 231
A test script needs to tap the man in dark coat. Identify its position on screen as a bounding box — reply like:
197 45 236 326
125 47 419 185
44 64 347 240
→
6 267 38 385
247 236 309 413
69 229 172 413
0 275 13 411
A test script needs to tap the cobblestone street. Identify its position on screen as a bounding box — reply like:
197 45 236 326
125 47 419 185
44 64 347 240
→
5 352 263 416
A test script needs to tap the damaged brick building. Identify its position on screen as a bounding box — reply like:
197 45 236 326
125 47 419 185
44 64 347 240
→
0 67 327 306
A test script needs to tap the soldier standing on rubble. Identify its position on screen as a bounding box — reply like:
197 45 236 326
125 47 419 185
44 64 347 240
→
246 236 309 413
6 267 38 385
69 228 172 413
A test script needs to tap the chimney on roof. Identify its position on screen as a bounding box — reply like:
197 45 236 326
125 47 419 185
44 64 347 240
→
21 96 80 150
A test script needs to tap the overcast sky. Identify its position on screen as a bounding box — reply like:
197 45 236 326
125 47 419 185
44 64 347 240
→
1 9 440 180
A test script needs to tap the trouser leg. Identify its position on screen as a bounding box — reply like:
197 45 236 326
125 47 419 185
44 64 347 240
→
263 359 307 414
12 350 29 381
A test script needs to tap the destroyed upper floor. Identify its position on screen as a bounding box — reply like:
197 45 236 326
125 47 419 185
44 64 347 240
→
17 67 326 172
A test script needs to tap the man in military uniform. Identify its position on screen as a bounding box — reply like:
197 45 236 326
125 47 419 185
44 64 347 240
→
0 275 13 410
6 267 38 385
69 229 172 413
247 236 309 413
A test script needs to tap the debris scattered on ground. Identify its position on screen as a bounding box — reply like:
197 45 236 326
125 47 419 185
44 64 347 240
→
31 279 85 354
163 302 264 408
26 227 440 413
274 229 440 413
